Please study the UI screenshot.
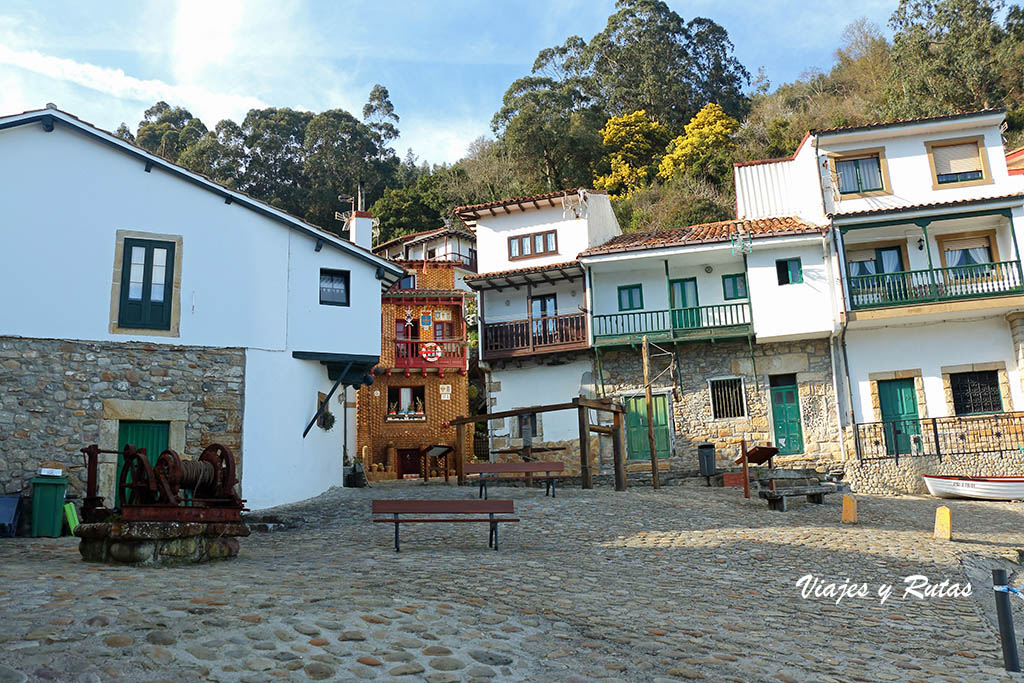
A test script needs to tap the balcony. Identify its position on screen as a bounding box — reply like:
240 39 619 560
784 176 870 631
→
853 412 1024 461
429 252 477 272
592 302 752 346
847 260 1024 310
482 312 588 359
393 340 467 370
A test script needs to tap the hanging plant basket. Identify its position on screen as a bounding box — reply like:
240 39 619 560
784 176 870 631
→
319 410 336 432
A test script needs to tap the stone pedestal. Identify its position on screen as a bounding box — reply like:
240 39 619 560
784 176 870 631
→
75 520 249 565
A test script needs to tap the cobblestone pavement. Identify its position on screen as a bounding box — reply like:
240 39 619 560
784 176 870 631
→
1 480 1022 682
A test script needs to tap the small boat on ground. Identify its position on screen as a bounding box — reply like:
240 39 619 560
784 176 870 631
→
922 474 1024 500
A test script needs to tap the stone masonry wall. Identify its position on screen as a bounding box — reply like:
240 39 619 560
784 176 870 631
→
600 338 842 471
844 450 1024 494
0 336 244 503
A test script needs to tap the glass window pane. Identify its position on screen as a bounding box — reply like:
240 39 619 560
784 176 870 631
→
129 246 146 301
150 283 164 302
521 237 531 255
545 233 555 252
510 240 519 257
152 248 166 267
534 234 544 253
150 251 166 302
859 158 883 190
736 275 747 297
836 159 860 194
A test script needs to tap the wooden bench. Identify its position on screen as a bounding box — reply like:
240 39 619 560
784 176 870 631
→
463 462 566 499
758 484 836 512
371 499 518 551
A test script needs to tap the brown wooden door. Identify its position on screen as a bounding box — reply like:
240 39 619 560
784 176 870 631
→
397 449 421 477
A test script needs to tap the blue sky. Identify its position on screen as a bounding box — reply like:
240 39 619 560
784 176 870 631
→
0 0 896 165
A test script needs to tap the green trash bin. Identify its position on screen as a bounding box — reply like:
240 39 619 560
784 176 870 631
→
31 475 68 537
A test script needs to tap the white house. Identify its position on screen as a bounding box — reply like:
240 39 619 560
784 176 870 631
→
456 189 620 473
734 109 1024 491
372 225 478 291
0 105 403 510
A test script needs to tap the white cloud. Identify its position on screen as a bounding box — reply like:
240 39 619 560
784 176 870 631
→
0 44 267 123
395 116 490 166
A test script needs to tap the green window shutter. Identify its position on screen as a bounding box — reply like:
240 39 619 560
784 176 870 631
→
776 258 802 285
118 238 175 330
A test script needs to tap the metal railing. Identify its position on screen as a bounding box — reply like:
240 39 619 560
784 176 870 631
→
592 302 752 338
848 260 1024 309
483 312 587 355
394 339 466 368
429 252 477 272
854 412 1024 461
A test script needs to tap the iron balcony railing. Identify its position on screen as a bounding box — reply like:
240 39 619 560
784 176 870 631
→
394 339 467 369
482 312 587 356
853 412 1024 461
847 260 1024 310
592 302 752 340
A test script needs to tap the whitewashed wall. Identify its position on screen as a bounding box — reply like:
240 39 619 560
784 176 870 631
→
747 237 836 341
481 280 584 323
844 318 1022 423
490 359 593 444
243 351 346 509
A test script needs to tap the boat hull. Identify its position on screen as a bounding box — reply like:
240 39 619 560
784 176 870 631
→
922 475 1024 500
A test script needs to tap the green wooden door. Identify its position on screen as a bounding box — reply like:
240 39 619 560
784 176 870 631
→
770 383 804 455
116 421 169 487
625 396 671 460
877 379 919 455
669 278 700 329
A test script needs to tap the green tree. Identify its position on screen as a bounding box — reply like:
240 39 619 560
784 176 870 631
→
370 180 443 244
594 110 670 198
363 83 400 146
886 0 1011 117
115 123 135 143
659 103 738 184
135 101 208 162
177 119 245 186
303 109 384 228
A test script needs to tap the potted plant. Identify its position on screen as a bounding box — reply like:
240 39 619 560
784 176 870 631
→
413 397 424 417
319 410 335 432
388 402 398 418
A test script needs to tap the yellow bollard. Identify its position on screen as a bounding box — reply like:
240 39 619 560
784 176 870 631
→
933 505 952 541
841 495 858 524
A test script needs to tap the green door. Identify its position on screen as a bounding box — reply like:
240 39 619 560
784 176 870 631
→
770 379 804 455
669 278 700 329
877 379 919 455
116 421 169 488
625 396 671 459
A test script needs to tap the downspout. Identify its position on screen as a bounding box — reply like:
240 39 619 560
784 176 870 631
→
822 231 847 462
741 251 758 393
833 225 857 455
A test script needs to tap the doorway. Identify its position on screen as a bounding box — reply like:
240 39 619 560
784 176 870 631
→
116 420 169 488
878 378 920 455
669 278 700 329
769 374 803 455
624 395 671 459
397 448 421 478
530 293 557 345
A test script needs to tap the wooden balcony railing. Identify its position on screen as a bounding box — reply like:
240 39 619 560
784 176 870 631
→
592 302 752 342
482 312 587 358
847 260 1024 310
429 252 477 272
393 339 467 369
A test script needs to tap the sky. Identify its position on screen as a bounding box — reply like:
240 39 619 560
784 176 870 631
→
0 0 897 166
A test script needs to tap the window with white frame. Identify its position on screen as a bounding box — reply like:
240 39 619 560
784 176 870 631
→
709 377 745 419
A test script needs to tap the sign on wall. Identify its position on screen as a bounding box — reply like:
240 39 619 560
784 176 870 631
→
440 384 452 401
420 310 432 328
434 309 452 322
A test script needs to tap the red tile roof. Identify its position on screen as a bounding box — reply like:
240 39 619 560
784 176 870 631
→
463 260 583 282
812 108 1004 136
830 193 1024 220
453 189 602 223
579 217 825 256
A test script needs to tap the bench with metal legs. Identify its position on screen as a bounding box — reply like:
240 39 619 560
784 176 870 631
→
372 500 518 551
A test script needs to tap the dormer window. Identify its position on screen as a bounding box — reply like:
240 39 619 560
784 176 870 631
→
509 230 557 261
828 147 891 199
925 136 991 190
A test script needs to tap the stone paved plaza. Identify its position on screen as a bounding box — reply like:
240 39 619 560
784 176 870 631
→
0 480 1022 682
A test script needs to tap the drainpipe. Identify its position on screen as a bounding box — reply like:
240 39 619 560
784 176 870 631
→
822 231 847 461
832 223 857 455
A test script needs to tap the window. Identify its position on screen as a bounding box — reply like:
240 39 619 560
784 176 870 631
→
319 269 350 306
710 378 745 419
950 371 1002 415
940 234 995 268
926 137 991 189
508 230 557 260
618 284 644 311
776 258 803 285
517 414 538 440
836 155 884 194
847 246 905 277
118 238 176 330
427 248 436 260
398 274 416 289
386 386 426 421
433 321 456 340
722 274 747 300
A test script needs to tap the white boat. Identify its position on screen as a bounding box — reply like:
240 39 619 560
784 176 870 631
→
922 474 1024 500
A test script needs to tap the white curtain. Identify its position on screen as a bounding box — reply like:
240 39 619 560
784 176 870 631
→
851 260 876 276
880 249 901 273
967 247 991 265
859 159 883 190
836 160 859 193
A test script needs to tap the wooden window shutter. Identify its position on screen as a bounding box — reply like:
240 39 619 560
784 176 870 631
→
933 143 981 175
846 248 878 262
942 236 990 251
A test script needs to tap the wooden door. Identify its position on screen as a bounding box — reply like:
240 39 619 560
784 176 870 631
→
878 378 920 455
770 381 804 455
397 449 422 478
530 294 557 345
116 421 169 486
625 396 671 460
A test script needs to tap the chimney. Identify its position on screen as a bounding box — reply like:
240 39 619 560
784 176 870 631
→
346 211 373 250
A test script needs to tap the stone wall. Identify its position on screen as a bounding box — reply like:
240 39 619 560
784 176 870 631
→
844 450 1024 494
0 336 244 505
600 338 842 471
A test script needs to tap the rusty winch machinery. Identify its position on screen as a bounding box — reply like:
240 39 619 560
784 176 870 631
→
79 443 245 523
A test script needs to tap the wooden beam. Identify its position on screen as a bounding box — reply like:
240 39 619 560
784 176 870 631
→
577 399 593 489
501 204 511 214
448 401 579 426
612 407 626 491
456 422 466 485
642 335 661 489
531 200 541 209
572 397 624 413
539 271 558 285
589 424 615 435
502 277 520 290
